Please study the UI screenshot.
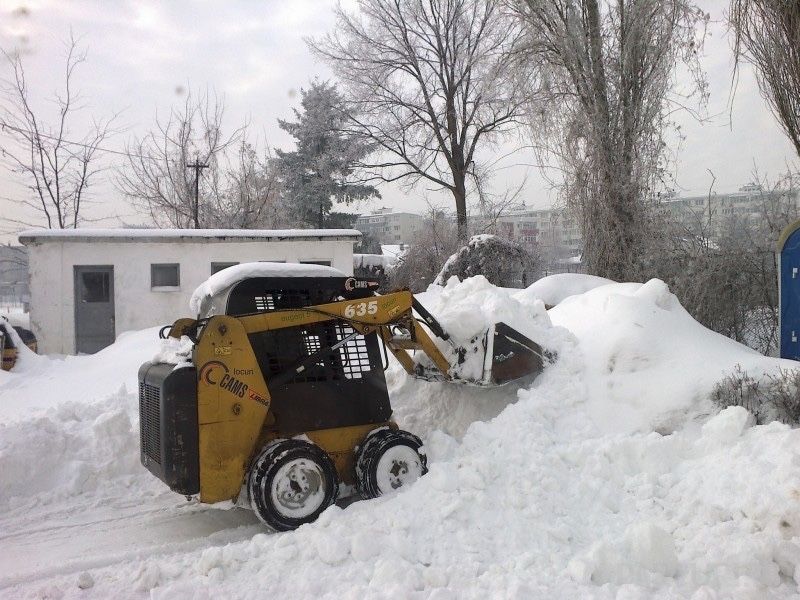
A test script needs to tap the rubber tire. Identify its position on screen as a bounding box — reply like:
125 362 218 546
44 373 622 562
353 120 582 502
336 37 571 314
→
355 428 428 499
248 439 339 531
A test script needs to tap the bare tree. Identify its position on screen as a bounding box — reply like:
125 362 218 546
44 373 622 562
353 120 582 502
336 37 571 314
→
310 0 527 241
729 0 800 160
208 141 285 228
118 88 244 228
390 204 461 291
0 34 117 229
510 0 708 281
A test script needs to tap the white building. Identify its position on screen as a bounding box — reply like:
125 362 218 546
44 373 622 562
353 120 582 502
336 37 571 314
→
355 207 424 245
18 228 361 355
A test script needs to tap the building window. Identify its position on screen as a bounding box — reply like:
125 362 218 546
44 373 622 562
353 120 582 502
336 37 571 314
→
300 260 332 266
80 271 110 303
211 262 238 275
151 263 180 289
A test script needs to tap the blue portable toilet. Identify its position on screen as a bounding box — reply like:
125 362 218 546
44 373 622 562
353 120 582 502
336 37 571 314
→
778 220 800 359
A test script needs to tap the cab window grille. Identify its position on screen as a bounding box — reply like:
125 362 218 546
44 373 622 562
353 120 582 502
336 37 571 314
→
335 324 371 379
261 326 332 383
251 290 311 313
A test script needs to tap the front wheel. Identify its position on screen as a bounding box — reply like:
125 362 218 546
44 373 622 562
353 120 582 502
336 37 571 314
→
248 439 339 531
355 428 427 499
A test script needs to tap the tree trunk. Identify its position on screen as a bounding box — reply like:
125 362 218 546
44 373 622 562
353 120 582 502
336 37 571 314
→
453 171 468 242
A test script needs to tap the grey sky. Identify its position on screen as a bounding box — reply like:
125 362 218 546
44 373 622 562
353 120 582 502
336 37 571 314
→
0 0 797 244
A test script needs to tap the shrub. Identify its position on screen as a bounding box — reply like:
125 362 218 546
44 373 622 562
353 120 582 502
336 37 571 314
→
434 234 540 288
711 365 800 426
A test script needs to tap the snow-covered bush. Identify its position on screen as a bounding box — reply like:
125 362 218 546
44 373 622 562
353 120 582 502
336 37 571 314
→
711 365 800 426
434 234 540 288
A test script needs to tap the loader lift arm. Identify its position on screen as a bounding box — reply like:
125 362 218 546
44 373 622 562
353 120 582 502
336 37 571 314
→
180 288 545 387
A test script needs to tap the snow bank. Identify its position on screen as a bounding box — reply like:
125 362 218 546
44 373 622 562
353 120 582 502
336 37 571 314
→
80 380 800 599
548 278 797 434
3 276 800 599
518 272 615 306
189 262 345 315
0 327 162 423
0 388 143 509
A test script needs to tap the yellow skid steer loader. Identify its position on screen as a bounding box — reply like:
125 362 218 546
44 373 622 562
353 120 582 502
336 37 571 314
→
138 264 547 531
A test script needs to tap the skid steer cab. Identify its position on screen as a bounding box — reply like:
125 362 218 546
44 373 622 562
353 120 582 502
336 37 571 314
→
138 263 548 531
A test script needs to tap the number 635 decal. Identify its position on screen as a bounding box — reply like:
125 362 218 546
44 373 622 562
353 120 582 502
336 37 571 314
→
343 300 378 318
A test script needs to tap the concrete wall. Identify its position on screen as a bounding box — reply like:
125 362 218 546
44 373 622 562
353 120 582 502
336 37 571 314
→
27 239 355 354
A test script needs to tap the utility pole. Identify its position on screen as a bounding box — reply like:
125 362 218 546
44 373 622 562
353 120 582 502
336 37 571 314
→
186 158 209 228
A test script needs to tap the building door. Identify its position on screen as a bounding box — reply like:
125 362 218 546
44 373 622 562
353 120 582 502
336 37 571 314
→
74 265 115 354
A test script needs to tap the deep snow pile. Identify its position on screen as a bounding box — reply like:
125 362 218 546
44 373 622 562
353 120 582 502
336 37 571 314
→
0 328 164 510
1 275 799 599
518 272 615 306
546 278 796 434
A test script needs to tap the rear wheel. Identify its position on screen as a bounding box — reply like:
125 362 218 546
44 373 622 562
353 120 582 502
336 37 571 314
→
248 439 339 531
355 428 427 499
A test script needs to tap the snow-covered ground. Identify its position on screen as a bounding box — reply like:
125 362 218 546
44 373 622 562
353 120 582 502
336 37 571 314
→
1 276 799 599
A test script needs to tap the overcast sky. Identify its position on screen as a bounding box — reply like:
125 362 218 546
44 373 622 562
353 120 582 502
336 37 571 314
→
0 0 797 244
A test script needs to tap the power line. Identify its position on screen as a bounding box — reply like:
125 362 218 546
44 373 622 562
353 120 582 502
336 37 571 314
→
0 121 155 161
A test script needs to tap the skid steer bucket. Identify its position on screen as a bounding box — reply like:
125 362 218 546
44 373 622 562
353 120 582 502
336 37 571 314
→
484 322 545 385
407 320 548 387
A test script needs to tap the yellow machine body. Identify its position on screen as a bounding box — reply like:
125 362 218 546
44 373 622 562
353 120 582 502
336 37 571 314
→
171 290 451 504
141 285 545 509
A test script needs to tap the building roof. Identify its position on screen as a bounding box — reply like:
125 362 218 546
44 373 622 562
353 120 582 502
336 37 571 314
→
18 228 362 245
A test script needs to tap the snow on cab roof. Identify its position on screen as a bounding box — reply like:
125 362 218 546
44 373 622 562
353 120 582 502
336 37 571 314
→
189 262 346 314
18 228 361 244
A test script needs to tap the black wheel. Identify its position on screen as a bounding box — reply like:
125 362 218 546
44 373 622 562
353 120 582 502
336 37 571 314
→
355 428 428 499
248 439 339 531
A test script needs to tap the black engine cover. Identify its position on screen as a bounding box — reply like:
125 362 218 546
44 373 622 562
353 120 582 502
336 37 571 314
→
138 362 199 495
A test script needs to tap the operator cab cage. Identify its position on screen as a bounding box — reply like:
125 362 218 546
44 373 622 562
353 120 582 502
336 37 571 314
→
205 264 391 434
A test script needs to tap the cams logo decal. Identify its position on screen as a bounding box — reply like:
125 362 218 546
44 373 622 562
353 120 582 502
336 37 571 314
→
344 277 379 292
199 360 227 385
199 361 248 399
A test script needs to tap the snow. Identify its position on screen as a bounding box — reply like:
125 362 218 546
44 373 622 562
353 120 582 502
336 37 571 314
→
0 327 161 422
353 253 397 269
18 228 361 242
152 335 194 368
1 276 799 598
546 278 797 434
412 275 562 382
380 244 409 261
189 262 346 315
520 272 615 306
0 308 30 329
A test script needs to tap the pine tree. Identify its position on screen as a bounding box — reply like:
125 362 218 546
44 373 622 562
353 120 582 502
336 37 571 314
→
275 81 379 228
